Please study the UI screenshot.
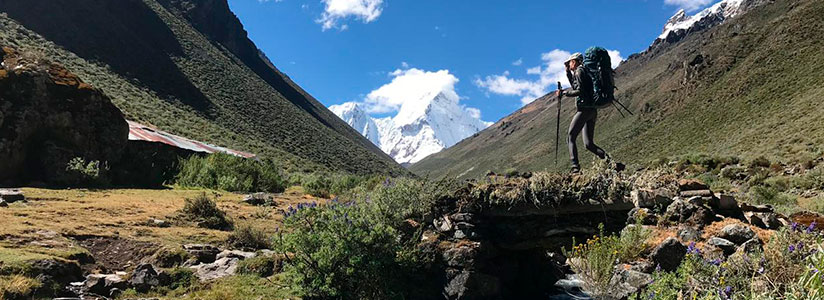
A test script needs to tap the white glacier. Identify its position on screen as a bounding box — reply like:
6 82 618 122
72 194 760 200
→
658 0 747 40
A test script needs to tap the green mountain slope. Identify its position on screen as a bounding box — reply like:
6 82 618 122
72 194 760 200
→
411 0 824 179
0 0 405 175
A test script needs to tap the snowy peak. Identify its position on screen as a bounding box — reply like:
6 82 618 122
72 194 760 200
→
329 102 381 147
655 0 769 44
330 92 491 165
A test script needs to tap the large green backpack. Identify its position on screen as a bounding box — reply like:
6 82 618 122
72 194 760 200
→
582 46 615 109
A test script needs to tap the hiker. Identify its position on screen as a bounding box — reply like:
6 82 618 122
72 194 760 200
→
556 52 615 173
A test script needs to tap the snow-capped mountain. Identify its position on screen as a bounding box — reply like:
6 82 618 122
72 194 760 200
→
330 91 492 165
329 102 381 146
654 0 769 47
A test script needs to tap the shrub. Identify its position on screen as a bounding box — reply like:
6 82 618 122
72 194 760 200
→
227 224 271 250
237 255 281 277
562 222 650 297
175 153 285 193
301 173 331 198
179 193 233 230
164 267 198 291
63 157 109 187
0 275 41 300
277 202 404 299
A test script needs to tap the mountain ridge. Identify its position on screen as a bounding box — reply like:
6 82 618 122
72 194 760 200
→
411 0 824 179
0 0 405 176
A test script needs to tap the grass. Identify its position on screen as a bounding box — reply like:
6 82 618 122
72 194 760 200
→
178 193 234 231
226 224 272 250
0 275 41 300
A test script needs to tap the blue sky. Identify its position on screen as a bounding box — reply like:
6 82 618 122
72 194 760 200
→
227 0 715 122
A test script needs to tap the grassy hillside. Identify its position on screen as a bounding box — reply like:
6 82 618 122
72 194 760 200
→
0 0 405 176
412 0 824 179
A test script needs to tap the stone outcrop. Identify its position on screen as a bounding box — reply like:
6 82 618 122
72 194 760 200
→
0 46 127 185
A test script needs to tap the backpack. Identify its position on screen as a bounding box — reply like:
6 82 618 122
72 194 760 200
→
581 46 615 109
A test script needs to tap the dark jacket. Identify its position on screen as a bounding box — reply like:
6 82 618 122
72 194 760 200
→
563 65 594 109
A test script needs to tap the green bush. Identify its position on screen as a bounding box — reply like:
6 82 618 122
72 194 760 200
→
63 157 109 187
277 202 403 299
179 193 233 230
562 222 650 297
276 177 446 299
227 224 271 250
237 255 281 278
175 153 285 193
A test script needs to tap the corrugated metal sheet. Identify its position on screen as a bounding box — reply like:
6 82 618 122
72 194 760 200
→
127 120 256 159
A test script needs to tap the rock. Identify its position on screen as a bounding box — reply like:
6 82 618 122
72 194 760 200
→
740 203 774 213
665 199 715 226
678 226 702 242
707 237 736 256
147 218 170 228
451 213 475 222
84 274 127 296
444 270 501 299
631 188 674 208
216 250 256 260
434 216 454 232
242 193 275 206
680 189 714 198
713 194 738 210
128 263 167 293
183 244 220 263
29 259 83 286
628 260 656 273
191 257 240 281
717 224 756 245
0 46 128 185
628 208 658 225
737 238 763 254
745 212 782 229
0 199 7 207
610 268 653 299
649 237 686 272
678 179 709 191
442 244 479 267
0 189 24 203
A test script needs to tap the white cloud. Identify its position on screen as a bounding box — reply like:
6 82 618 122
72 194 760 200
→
476 48 624 106
317 0 383 31
664 0 714 12
512 58 523 66
364 68 460 114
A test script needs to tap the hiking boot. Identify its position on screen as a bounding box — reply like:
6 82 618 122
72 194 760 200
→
570 165 581 174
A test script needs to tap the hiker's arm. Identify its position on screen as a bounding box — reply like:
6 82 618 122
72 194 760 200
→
562 69 584 97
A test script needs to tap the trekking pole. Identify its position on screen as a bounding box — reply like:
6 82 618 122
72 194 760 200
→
614 98 634 116
555 81 562 168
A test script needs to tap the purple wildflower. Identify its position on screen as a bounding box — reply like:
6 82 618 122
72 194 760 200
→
792 222 799 231
789 245 796 253
808 221 817 233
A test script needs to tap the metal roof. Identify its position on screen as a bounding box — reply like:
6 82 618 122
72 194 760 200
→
127 120 256 159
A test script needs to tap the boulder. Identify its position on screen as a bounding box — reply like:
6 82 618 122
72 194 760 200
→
128 263 168 293
628 208 658 225
0 199 7 207
665 199 715 226
649 238 686 272
0 46 128 185
84 274 127 296
717 224 756 245
680 190 714 198
712 194 738 210
745 212 782 229
0 189 25 203
631 188 674 208
183 244 220 263
740 203 774 213
677 226 702 242
678 179 709 191
610 269 653 299
242 193 276 206
190 257 241 281
216 250 256 260
444 270 501 299
707 237 736 256
434 215 454 232
737 238 763 254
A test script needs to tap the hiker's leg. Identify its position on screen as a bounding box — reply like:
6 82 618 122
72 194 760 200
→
567 111 588 167
582 110 607 159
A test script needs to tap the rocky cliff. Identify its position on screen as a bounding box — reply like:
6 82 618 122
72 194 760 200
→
0 46 127 185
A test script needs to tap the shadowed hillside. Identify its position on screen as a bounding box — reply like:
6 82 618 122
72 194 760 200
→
412 0 824 179
0 0 404 176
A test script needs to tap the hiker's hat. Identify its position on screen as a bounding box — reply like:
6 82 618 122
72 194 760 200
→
564 52 583 67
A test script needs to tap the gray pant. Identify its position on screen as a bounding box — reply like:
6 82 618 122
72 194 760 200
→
568 109 606 167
